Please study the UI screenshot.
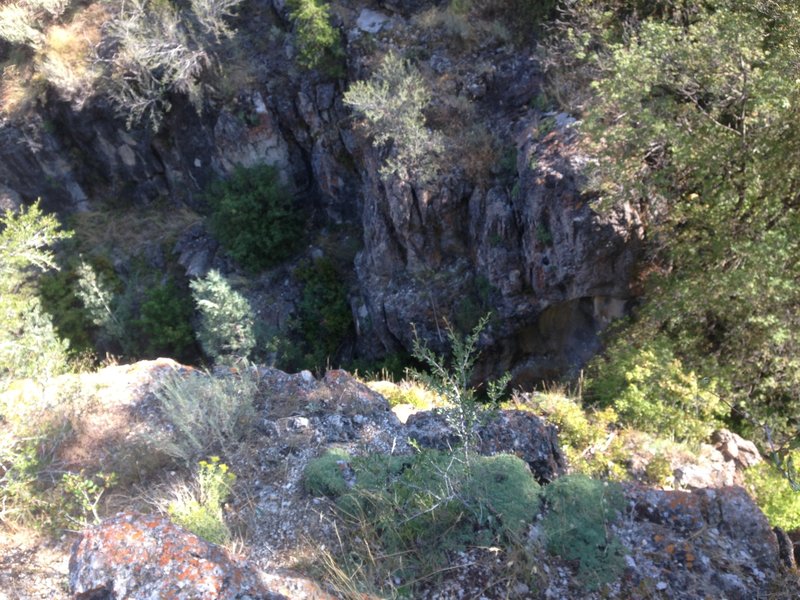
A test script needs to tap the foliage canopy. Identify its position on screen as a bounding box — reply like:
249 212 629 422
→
190 269 255 364
0 202 71 386
344 51 443 181
206 164 302 272
549 0 800 449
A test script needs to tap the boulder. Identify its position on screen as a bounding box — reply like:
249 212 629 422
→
673 430 763 490
617 485 782 599
69 512 282 599
712 429 762 470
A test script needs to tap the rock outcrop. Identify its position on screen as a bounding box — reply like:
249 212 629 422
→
0 360 792 599
69 512 282 599
405 409 566 482
615 485 783 599
672 429 764 490
0 2 643 382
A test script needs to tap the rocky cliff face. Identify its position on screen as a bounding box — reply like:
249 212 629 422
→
0 0 642 381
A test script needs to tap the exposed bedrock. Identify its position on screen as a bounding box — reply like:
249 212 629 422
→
0 4 643 382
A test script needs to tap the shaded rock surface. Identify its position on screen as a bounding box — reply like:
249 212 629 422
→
405 409 566 483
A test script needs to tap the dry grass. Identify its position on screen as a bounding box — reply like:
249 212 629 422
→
151 368 259 465
414 6 475 46
70 202 202 257
0 61 45 115
36 6 105 102
0 3 106 116
412 4 511 53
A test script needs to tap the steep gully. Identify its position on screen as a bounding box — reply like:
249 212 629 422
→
0 2 643 384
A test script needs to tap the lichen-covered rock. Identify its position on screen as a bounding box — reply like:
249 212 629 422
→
615 485 783 599
478 410 567 483
69 512 282 599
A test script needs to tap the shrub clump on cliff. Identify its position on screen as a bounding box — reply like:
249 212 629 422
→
206 164 303 272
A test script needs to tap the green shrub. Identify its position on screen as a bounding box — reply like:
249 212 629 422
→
464 454 542 538
745 454 800 531
452 276 493 334
512 392 628 479
307 449 541 591
38 263 95 357
206 164 303 272
644 453 674 487
545 0 800 451
167 457 235 545
344 51 444 181
0 201 72 388
103 0 245 130
137 278 195 360
154 368 258 463
0 434 52 525
287 0 344 75
304 448 352 497
0 382 113 531
0 432 112 531
190 270 255 364
44 254 196 363
542 474 626 589
365 380 442 410
295 258 353 368
59 470 116 528
587 335 726 442
75 260 126 348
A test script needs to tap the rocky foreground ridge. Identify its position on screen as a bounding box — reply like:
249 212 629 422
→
1 359 796 599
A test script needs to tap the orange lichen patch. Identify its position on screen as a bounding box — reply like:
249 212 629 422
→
70 512 271 599
665 544 676 555
665 492 696 511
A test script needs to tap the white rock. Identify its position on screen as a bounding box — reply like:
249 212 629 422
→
357 9 390 34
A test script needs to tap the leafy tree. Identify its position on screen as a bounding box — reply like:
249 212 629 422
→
344 51 444 181
137 278 195 360
190 269 255 364
295 258 352 368
206 164 303 272
0 201 71 387
286 0 344 75
551 0 800 448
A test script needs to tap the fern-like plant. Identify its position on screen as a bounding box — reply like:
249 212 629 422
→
409 315 510 461
190 270 255 364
